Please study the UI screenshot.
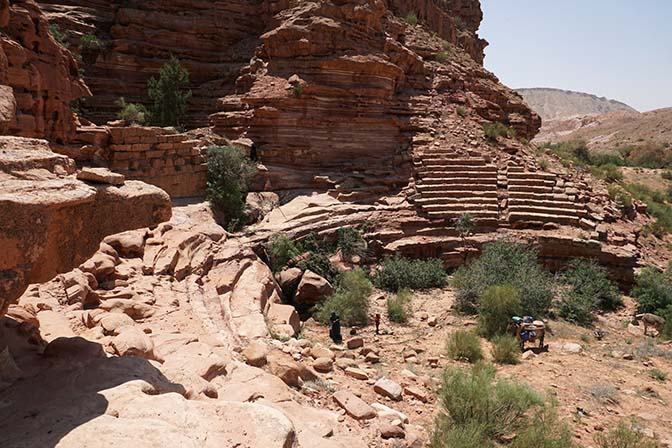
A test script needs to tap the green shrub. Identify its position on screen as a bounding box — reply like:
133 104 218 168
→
435 50 450 63
296 252 339 283
456 106 466 118
562 259 622 312
446 330 483 363
632 267 672 314
624 183 672 235
648 369 668 382
608 186 634 212
483 122 515 141
405 11 418 25
592 163 624 183
79 33 104 64
116 97 148 125
539 159 549 171
591 151 627 167
148 56 192 127
558 292 596 327
541 140 591 165
336 227 367 259
374 256 446 292
478 285 522 338
291 83 303 98
659 305 672 340
629 142 672 169
453 240 554 316
595 422 660 448
387 288 412 323
313 268 372 326
48 23 69 47
491 335 520 365
432 364 567 447
266 234 301 273
662 170 672 181
205 145 257 230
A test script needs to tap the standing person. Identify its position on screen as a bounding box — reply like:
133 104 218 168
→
374 313 381 335
329 311 342 344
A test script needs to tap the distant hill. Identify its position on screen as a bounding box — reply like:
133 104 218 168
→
517 88 638 121
534 107 672 150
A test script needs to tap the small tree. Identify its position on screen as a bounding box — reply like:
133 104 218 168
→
79 33 104 64
116 97 148 125
206 145 257 230
456 213 474 262
148 56 192 127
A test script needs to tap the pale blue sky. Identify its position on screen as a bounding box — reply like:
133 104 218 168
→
480 0 672 112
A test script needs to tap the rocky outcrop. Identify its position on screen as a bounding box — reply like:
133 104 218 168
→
0 136 171 318
0 0 89 142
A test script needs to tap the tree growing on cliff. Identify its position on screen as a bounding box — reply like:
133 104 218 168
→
148 56 192 127
206 145 257 230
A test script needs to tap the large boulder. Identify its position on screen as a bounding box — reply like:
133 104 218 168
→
266 303 300 336
293 270 333 307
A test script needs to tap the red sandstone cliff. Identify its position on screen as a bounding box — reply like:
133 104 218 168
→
0 0 89 142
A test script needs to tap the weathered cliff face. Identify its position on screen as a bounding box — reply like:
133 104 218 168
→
0 0 89 142
38 0 274 127
0 136 171 319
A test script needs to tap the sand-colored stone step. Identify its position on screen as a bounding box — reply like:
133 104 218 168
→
421 162 498 171
420 170 498 179
507 184 555 194
419 155 488 165
427 210 499 220
507 178 556 187
416 196 499 206
423 202 499 212
419 177 495 185
508 191 570 201
508 204 582 217
418 183 497 193
418 189 498 199
508 212 580 226
508 198 584 213
507 170 557 179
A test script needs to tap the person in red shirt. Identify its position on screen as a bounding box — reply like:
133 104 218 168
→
374 313 381 335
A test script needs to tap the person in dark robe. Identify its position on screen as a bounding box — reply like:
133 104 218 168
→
329 311 342 344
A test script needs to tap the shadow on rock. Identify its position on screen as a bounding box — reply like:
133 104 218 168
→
0 336 186 448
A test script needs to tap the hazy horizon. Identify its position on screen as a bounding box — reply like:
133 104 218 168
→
480 0 672 112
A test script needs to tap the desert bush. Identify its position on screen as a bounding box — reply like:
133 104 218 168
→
625 183 672 235
48 23 68 47
405 11 418 25
629 142 672 169
446 330 483 363
296 252 339 283
266 234 300 272
541 140 591 165
148 56 192 127
116 97 148 125
632 267 672 314
313 268 372 326
591 151 628 167
659 305 672 340
648 368 668 382
595 422 660 448
374 256 446 292
588 383 619 404
79 33 104 64
387 288 412 323
478 284 522 338
453 240 554 316
592 163 624 183
435 50 450 63
558 260 622 326
483 122 515 141
336 227 367 259
490 335 520 365
456 106 466 118
430 364 574 448
205 145 257 230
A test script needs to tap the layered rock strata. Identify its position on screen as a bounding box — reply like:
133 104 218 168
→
0 136 171 318
0 0 89 142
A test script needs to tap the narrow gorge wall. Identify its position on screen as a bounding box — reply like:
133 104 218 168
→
1 0 89 142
